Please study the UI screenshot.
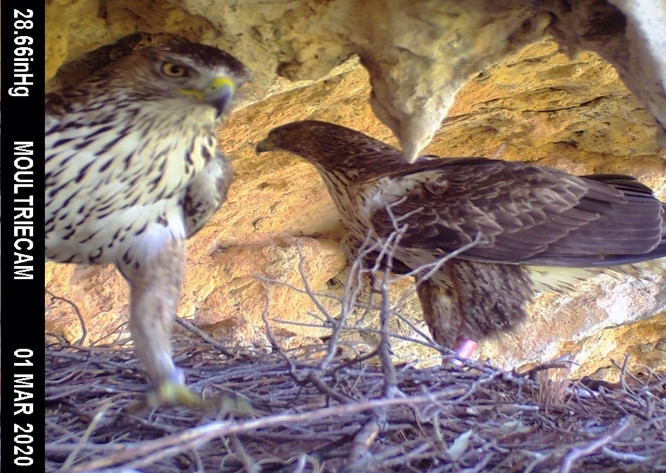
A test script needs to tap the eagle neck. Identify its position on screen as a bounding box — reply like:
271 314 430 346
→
315 165 357 212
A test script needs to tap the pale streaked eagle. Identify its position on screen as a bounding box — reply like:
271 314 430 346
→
257 120 666 356
46 37 248 406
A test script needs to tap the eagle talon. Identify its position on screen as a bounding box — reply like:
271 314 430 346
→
152 381 204 407
126 381 255 415
152 381 255 413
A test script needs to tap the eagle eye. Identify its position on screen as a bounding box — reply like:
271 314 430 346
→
161 62 189 78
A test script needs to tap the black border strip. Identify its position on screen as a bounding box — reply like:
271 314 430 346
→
1 1 46 472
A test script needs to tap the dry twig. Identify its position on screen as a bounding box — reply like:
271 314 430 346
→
43 225 666 472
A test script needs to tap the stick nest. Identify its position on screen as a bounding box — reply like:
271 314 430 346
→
46 236 666 472
46 328 666 473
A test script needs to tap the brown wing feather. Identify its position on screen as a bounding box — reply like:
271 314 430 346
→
371 158 665 267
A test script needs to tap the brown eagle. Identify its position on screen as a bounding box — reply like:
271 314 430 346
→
257 120 666 356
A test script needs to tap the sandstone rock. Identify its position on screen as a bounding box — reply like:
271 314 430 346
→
188 236 346 347
46 0 666 157
45 3 665 380
46 236 346 350
479 270 666 379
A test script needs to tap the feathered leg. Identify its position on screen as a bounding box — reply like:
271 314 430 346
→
120 237 190 404
417 260 534 357
447 260 533 339
120 235 253 413
415 277 462 350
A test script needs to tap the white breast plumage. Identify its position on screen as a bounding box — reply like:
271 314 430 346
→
45 98 218 264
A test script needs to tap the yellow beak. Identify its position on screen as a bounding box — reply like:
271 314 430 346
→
181 77 235 117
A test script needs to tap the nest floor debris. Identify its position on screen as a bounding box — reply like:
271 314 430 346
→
45 327 666 473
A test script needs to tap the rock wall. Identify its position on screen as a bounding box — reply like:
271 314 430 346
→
46 0 666 380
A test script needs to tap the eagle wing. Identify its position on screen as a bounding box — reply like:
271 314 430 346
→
183 150 233 238
369 158 665 267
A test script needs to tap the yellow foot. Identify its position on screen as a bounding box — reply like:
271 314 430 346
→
127 382 254 415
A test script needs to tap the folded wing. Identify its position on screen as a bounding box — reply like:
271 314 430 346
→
370 158 666 268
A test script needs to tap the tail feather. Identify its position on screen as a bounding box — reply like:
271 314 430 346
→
551 175 666 267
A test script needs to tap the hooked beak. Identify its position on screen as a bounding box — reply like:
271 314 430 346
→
255 137 276 155
181 76 235 118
